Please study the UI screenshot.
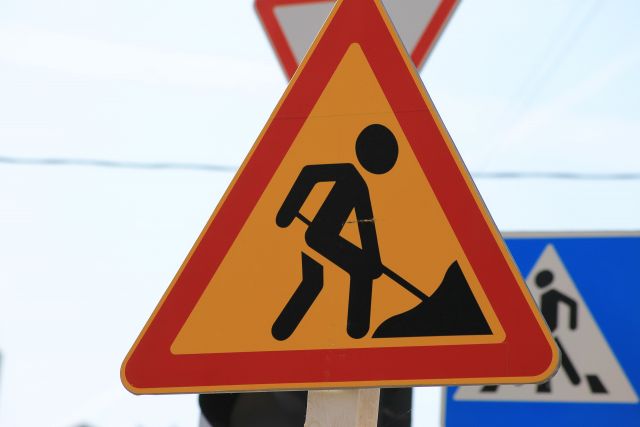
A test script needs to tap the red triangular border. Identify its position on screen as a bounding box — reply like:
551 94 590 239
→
255 0 460 78
123 0 557 393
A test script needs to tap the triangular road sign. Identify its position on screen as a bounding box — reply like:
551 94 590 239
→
255 0 459 78
121 0 557 393
454 244 639 403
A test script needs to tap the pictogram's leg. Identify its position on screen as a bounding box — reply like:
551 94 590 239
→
272 253 323 341
538 338 582 393
346 274 373 339
556 338 581 385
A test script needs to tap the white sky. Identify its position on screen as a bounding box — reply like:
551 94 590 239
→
0 0 639 426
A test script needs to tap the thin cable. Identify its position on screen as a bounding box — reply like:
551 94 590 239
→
0 155 237 172
1 155 639 181
477 0 601 171
471 171 640 181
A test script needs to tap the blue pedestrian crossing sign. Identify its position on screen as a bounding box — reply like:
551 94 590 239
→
444 232 640 426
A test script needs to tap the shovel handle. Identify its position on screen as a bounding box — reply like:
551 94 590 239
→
294 213 429 301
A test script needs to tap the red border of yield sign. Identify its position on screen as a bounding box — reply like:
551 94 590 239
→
255 0 460 78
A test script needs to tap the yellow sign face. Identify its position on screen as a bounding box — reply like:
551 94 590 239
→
122 0 557 394
171 44 503 355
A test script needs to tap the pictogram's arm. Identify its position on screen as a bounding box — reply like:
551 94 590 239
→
276 164 349 228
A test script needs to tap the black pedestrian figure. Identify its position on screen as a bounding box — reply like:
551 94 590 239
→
272 124 491 341
481 268 606 394
536 270 578 332
535 270 606 394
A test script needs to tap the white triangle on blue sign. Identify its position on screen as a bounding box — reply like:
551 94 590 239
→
454 244 638 403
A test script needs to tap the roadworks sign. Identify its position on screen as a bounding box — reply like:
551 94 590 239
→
121 0 557 393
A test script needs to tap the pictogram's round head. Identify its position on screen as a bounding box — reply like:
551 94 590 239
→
356 124 398 174
535 270 554 288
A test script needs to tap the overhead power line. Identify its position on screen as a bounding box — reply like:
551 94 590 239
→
0 155 237 172
471 171 640 181
1 155 639 181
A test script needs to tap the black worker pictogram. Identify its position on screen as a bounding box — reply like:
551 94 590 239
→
271 124 492 341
